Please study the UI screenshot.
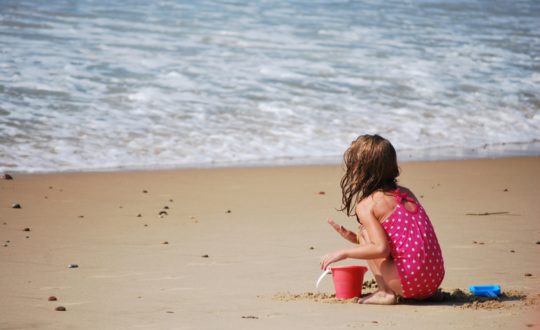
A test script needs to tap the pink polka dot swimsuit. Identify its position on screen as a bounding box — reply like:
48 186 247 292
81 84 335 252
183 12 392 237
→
382 189 445 299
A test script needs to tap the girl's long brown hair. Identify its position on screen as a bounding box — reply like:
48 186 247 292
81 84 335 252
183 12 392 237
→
339 135 400 216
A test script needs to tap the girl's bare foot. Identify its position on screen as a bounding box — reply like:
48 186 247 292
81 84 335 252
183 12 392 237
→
359 291 396 305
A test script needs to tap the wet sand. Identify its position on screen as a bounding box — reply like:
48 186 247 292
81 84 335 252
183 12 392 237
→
1 157 539 329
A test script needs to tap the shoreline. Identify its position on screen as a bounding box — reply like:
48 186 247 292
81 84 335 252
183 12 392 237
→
3 140 540 175
1 156 539 329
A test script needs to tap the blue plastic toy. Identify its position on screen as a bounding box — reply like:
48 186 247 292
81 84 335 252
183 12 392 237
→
469 285 501 298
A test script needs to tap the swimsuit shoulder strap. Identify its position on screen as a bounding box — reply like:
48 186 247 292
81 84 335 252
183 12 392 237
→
393 188 416 205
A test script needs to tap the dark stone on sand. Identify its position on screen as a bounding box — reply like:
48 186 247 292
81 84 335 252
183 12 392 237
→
137 214 142 217
226 210 231 213
318 191 325 195
201 254 209 258
55 306 66 311
536 241 540 245
2 174 13 180
3 244 7 247
78 215 84 218
6 240 10 243
524 273 533 277
169 199 174 202
162 241 169 245
309 246 314 250
144 224 148 227
23 228 30 232
166 311 174 314
48 296 57 301
503 188 508 192
241 315 258 319
25 236 29 239
12 203 21 209
510 250 515 253
163 206 169 209
159 210 168 216
68 264 79 268
143 190 148 193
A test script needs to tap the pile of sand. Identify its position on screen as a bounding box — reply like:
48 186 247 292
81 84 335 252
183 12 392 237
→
273 288 530 310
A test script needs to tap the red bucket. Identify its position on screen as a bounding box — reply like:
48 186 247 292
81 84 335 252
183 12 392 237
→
331 265 368 299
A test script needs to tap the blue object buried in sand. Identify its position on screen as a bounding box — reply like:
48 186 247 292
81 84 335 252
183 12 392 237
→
469 285 501 298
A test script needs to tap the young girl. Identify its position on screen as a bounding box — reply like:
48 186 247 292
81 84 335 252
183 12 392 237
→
320 134 444 305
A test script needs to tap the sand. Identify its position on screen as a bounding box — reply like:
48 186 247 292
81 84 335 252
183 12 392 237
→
1 157 539 329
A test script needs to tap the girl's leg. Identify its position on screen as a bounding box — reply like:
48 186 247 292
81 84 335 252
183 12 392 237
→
358 229 403 304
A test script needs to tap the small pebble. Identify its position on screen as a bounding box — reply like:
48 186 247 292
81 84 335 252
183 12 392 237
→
201 254 209 258
503 188 509 192
144 224 148 227
137 214 142 217
510 250 515 253
3 244 7 247
163 206 169 209
5 240 10 243
12 203 21 209
48 296 58 301
372 321 379 324
524 273 533 277
536 241 540 245
309 246 314 250
25 236 29 239
241 315 258 319
169 199 174 202
166 311 174 314
226 210 231 214
78 215 84 218
318 191 325 195
142 190 148 194
23 228 31 232
162 241 169 245
55 306 66 311
2 174 14 180
67 264 79 268
159 211 168 216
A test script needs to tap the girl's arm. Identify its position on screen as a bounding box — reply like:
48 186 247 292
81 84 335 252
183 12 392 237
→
320 201 390 270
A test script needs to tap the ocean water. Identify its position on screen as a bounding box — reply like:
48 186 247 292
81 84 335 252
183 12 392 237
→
1 0 539 173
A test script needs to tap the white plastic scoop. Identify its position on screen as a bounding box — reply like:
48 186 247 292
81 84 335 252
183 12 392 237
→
315 268 332 288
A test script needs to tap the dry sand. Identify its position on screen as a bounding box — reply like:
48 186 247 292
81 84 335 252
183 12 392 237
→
1 157 539 329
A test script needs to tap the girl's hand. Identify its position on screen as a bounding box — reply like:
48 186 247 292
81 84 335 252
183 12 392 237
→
320 250 346 270
328 219 357 243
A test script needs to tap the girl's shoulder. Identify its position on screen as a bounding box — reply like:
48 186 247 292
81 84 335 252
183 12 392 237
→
356 190 397 222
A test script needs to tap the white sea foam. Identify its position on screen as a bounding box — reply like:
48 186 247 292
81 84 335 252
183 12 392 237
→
0 0 539 173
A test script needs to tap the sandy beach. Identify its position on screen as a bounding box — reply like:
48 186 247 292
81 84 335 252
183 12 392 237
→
1 157 539 329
